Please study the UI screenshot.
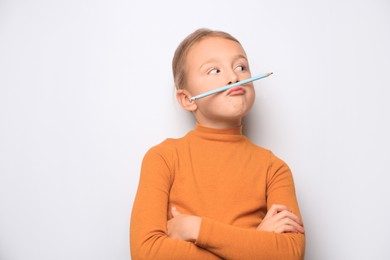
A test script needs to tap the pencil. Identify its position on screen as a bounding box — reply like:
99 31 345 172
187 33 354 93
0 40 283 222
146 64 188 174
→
189 72 273 101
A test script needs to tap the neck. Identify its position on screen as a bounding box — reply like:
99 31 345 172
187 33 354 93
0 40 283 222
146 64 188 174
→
194 116 242 129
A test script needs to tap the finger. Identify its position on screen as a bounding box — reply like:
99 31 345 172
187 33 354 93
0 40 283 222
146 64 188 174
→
275 210 303 226
272 218 304 234
265 204 290 219
271 204 290 214
282 218 305 233
171 207 180 217
274 223 301 234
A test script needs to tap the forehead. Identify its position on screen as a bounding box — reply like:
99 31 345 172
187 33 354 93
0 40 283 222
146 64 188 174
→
187 36 247 64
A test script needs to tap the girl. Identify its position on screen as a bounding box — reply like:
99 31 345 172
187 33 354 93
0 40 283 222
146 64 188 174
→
130 28 305 260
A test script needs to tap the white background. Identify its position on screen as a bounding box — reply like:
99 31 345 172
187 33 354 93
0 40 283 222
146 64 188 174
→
1 0 389 259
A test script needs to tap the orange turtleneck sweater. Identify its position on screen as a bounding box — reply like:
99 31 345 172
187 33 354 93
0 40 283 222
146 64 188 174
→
130 124 305 259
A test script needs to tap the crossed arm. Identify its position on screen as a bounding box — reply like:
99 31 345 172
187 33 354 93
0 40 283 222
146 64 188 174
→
168 204 304 241
130 148 305 260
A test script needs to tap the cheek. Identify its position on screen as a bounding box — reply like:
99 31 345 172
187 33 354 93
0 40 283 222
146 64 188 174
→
242 89 256 113
186 76 210 96
241 87 255 109
248 89 256 107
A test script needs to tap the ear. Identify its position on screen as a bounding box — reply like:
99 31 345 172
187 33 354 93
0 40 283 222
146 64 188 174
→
176 89 198 112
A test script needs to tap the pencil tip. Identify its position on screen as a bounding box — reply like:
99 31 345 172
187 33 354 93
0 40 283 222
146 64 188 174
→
269 72 273 75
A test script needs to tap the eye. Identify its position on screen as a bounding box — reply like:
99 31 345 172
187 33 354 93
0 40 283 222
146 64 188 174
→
208 68 221 75
235 65 246 71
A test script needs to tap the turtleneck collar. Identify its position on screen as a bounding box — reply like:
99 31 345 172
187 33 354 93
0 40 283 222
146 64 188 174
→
188 123 245 142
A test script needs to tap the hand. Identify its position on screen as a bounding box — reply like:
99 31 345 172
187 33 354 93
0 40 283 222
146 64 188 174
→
167 207 201 242
257 204 305 234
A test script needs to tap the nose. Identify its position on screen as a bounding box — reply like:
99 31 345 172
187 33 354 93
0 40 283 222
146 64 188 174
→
227 70 239 85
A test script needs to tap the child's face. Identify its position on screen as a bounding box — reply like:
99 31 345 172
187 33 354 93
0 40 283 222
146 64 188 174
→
185 36 255 128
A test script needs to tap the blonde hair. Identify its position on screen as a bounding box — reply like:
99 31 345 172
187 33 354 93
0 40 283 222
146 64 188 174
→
172 28 241 90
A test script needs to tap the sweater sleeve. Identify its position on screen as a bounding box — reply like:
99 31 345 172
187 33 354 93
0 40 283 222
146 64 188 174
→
130 144 221 260
194 152 305 260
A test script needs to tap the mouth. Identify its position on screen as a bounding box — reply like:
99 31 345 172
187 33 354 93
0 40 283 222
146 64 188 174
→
226 86 246 96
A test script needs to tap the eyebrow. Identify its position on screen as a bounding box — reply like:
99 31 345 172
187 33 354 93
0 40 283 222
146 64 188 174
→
199 54 248 70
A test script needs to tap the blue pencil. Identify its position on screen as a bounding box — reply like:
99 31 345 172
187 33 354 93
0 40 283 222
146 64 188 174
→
189 72 273 101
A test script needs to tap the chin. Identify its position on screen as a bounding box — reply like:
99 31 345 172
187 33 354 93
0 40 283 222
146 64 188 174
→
225 108 250 121
229 101 253 117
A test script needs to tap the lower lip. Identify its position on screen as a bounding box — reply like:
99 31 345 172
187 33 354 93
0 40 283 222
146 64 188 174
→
228 89 245 96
